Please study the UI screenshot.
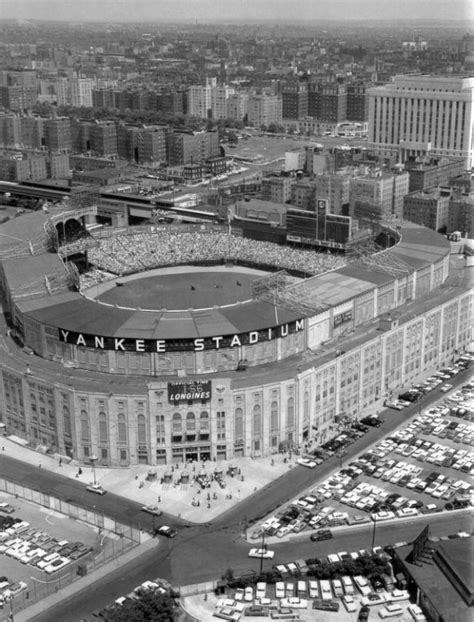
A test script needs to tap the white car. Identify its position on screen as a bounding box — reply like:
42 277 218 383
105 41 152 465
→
86 484 106 495
37 552 61 570
440 384 453 393
408 603 427 621
280 597 308 609
275 581 285 599
243 586 253 602
308 581 319 598
319 580 332 600
255 582 266 599
248 548 274 559
342 594 357 612
0 502 14 514
44 556 70 574
296 458 317 468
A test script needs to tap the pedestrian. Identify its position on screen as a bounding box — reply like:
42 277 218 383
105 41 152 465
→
78 467 82 475
1 446 4 451
158 496 161 503
59 458 62 467
38 463 42 468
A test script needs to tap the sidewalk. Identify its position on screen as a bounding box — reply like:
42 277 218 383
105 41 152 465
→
0 436 301 524
12 536 158 622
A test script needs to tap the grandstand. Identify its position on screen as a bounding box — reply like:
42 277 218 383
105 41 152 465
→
84 229 346 279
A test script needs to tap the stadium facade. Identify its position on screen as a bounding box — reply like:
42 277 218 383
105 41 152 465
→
0 209 471 466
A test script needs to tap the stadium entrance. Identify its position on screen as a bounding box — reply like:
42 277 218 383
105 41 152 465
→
172 446 211 463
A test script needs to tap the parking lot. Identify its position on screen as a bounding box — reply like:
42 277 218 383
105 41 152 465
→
182 578 421 622
250 372 473 543
0 493 121 614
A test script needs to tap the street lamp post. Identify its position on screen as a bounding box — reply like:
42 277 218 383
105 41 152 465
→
6 594 14 621
259 531 266 575
90 455 98 486
371 515 377 551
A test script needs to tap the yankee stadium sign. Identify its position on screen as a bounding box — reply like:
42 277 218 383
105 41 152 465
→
57 319 305 353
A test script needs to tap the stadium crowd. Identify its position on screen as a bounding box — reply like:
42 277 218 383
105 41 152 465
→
84 231 345 283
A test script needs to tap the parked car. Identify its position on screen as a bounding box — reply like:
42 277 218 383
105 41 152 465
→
358 605 370 622
0 503 14 514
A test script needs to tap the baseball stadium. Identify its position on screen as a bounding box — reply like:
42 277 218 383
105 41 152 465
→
0 206 471 466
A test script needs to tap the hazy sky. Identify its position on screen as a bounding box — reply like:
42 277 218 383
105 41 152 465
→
1 0 471 23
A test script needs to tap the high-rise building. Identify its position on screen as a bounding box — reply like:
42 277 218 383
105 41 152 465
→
346 83 369 122
90 122 118 157
405 157 465 192
55 78 70 106
281 81 308 120
70 78 94 108
187 85 212 119
247 93 282 127
448 193 474 238
47 153 70 179
403 187 452 232
314 172 351 215
20 116 45 149
349 169 410 221
0 153 47 182
308 82 347 122
117 125 168 164
167 130 219 166
368 75 474 168
261 176 295 203
0 86 37 111
44 117 71 153
226 92 249 122
211 86 234 120
0 114 22 147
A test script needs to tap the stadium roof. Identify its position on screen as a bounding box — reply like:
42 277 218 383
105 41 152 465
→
0 211 51 249
6 218 451 341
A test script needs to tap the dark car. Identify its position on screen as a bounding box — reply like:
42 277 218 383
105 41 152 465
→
358 604 370 622
310 529 332 542
370 577 384 593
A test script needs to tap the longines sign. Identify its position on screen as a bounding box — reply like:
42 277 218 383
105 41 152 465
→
57 319 304 353
168 380 211 403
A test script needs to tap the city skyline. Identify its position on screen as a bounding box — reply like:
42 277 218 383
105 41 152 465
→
1 0 471 23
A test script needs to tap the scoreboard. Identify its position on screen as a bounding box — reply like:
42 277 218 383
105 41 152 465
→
286 206 351 249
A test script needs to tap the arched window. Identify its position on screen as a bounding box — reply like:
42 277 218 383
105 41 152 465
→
98 412 108 443
199 411 209 430
80 410 89 441
287 397 294 428
117 414 127 444
253 404 262 436
137 414 146 444
186 412 195 431
270 401 278 432
172 413 182 433
235 407 243 440
63 405 71 436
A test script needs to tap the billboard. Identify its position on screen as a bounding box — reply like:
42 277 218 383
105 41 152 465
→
168 380 212 403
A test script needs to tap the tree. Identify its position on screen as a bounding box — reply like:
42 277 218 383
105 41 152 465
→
107 590 176 622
